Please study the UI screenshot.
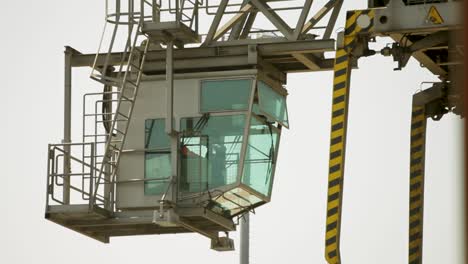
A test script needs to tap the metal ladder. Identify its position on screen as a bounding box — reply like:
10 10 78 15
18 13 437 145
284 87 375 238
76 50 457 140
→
90 19 150 210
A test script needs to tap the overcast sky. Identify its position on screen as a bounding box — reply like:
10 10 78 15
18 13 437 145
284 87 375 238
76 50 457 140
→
2 1 464 263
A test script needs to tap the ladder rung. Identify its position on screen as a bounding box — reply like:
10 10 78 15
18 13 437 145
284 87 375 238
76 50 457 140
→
133 46 144 53
84 113 114 117
107 162 118 167
122 87 137 94
110 148 121 154
126 80 138 88
98 164 117 169
83 140 108 144
84 134 110 138
91 74 120 87
130 62 141 69
117 112 130 119
114 128 125 135
96 119 128 123
109 150 121 156
121 95 134 102
83 155 105 158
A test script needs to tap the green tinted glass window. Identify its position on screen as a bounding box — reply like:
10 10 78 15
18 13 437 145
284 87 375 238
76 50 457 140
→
144 119 171 195
201 79 252 112
180 114 246 194
242 116 279 196
145 153 171 195
145 119 171 149
258 81 289 127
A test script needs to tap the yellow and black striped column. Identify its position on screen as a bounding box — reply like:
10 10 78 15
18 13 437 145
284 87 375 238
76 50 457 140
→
325 9 375 264
408 105 426 264
325 47 350 264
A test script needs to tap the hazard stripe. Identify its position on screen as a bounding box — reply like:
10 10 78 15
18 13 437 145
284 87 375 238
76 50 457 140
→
343 9 375 53
325 47 350 264
408 105 426 264
325 8 376 264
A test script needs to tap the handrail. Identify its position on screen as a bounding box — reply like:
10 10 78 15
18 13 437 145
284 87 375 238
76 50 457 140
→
48 142 170 210
47 143 99 209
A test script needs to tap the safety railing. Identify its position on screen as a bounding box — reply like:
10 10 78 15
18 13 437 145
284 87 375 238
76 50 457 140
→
46 143 103 210
46 142 172 212
81 91 120 210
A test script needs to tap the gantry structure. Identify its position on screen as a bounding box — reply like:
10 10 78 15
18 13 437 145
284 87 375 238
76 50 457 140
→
47 0 344 251
44 1 464 263
324 1 464 263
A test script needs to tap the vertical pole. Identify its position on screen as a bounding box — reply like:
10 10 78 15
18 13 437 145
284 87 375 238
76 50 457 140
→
166 41 174 135
129 0 134 36
324 10 375 264
63 47 73 205
240 213 250 264
165 41 177 203
175 0 180 24
104 82 112 211
152 0 160 22
325 47 351 264
408 104 427 264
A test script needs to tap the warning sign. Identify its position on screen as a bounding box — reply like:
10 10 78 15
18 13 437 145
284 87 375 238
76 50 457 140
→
427 6 444 24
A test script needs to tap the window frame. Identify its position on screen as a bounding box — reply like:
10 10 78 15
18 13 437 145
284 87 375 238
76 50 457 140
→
239 112 282 199
256 80 290 128
198 77 255 114
144 118 172 196
178 112 249 199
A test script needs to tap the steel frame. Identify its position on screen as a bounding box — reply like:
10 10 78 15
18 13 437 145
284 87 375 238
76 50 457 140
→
324 2 464 264
48 0 345 251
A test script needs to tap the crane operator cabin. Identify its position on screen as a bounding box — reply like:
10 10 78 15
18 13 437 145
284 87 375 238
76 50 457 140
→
45 0 326 250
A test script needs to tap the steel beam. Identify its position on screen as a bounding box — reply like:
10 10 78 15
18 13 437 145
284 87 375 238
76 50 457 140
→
322 0 343 39
214 4 253 42
71 39 334 66
409 31 449 53
240 12 257 39
293 0 314 40
204 0 229 45
292 53 321 71
240 213 250 264
165 42 174 135
250 0 294 39
373 1 463 34
302 0 341 34
229 0 251 40
63 47 73 205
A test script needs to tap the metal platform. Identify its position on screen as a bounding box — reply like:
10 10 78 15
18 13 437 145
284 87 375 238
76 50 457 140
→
46 205 235 243
142 21 200 44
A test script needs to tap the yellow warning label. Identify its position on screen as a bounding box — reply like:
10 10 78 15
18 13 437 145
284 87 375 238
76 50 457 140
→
427 6 444 24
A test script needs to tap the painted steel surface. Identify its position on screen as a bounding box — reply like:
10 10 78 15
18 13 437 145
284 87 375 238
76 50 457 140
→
408 105 426 264
325 9 374 264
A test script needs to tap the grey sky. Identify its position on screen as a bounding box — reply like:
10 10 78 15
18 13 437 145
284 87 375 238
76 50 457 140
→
2 1 464 263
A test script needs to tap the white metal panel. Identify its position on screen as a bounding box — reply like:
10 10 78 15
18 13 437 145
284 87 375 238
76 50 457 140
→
117 72 255 209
